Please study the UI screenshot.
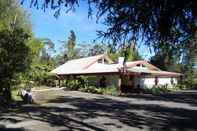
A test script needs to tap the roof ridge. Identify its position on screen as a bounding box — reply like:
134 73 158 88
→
66 54 105 62
69 54 105 61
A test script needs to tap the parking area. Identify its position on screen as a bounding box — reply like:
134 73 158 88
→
1 89 197 131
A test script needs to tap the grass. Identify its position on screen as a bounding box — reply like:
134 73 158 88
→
33 90 63 104
11 85 51 102
32 85 51 90
12 89 22 101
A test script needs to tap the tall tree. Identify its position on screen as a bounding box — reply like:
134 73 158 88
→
150 42 181 71
67 30 76 50
182 33 197 72
88 44 106 56
0 0 32 102
124 37 141 61
19 37 56 87
26 0 197 51
108 39 142 63
61 30 79 61
0 28 30 101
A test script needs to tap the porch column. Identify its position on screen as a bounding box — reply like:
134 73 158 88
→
118 75 122 95
58 79 61 88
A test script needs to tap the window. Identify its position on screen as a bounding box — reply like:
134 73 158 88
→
98 58 108 64
98 58 103 63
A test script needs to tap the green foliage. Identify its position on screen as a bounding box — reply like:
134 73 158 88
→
65 80 81 90
0 0 32 33
28 0 197 54
61 76 118 96
0 28 30 99
11 89 22 101
101 85 118 96
0 0 57 102
108 41 142 62
144 85 170 95
67 30 76 50
144 84 194 95
171 84 187 91
182 34 197 70
63 76 88 90
150 41 182 72
79 86 103 94
0 28 30 77
88 44 106 56
79 85 118 96
180 72 197 89
0 0 34 102
180 34 197 89
64 78 118 95
65 30 79 60
16 37 56 87
55 30 79 64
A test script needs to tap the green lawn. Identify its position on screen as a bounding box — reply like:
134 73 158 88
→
11 86 52 101
12 89 22 101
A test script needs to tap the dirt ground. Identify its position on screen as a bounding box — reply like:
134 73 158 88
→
1 89 197 131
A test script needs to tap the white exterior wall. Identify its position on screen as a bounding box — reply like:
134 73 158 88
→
135 77 178 88
140 78 155 88
158 78 177 86
89 75 178 89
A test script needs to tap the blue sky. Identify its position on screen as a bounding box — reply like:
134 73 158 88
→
21 1 152 59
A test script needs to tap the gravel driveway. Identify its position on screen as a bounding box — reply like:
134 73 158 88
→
1 89 197 131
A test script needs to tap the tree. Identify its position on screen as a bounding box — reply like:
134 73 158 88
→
65 30 78 60
57 30 79 63
40 38 55 63
0 0 32 102
22 37 56 86
122 38 141 62
0 0 32 33
67 30 76 50
181 40 197 88
150 51 182 72
54 30 78 65
108 38 142 62
150 41 181 71
88 44 106 56
25 0 197 50
182 35 197 72
0 28 30 101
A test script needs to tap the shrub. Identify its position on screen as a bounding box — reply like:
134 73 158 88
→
64 77 89 90
170 84 187 91
79 86 103 94
62 77 119 96
66 80 80 90
78 85 118 96
181 77 197 89
101 85 118 96
145 85 170 95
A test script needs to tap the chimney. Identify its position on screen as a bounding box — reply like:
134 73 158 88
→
118 57 125 67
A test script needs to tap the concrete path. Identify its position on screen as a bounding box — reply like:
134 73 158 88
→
1 89 197 131
32 87 66 92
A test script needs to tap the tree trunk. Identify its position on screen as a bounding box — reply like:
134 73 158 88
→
2 80 12 103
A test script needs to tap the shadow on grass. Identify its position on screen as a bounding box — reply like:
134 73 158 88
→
0 91 197 131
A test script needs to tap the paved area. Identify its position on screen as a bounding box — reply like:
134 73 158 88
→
31 87 66 92
1 89 197 131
